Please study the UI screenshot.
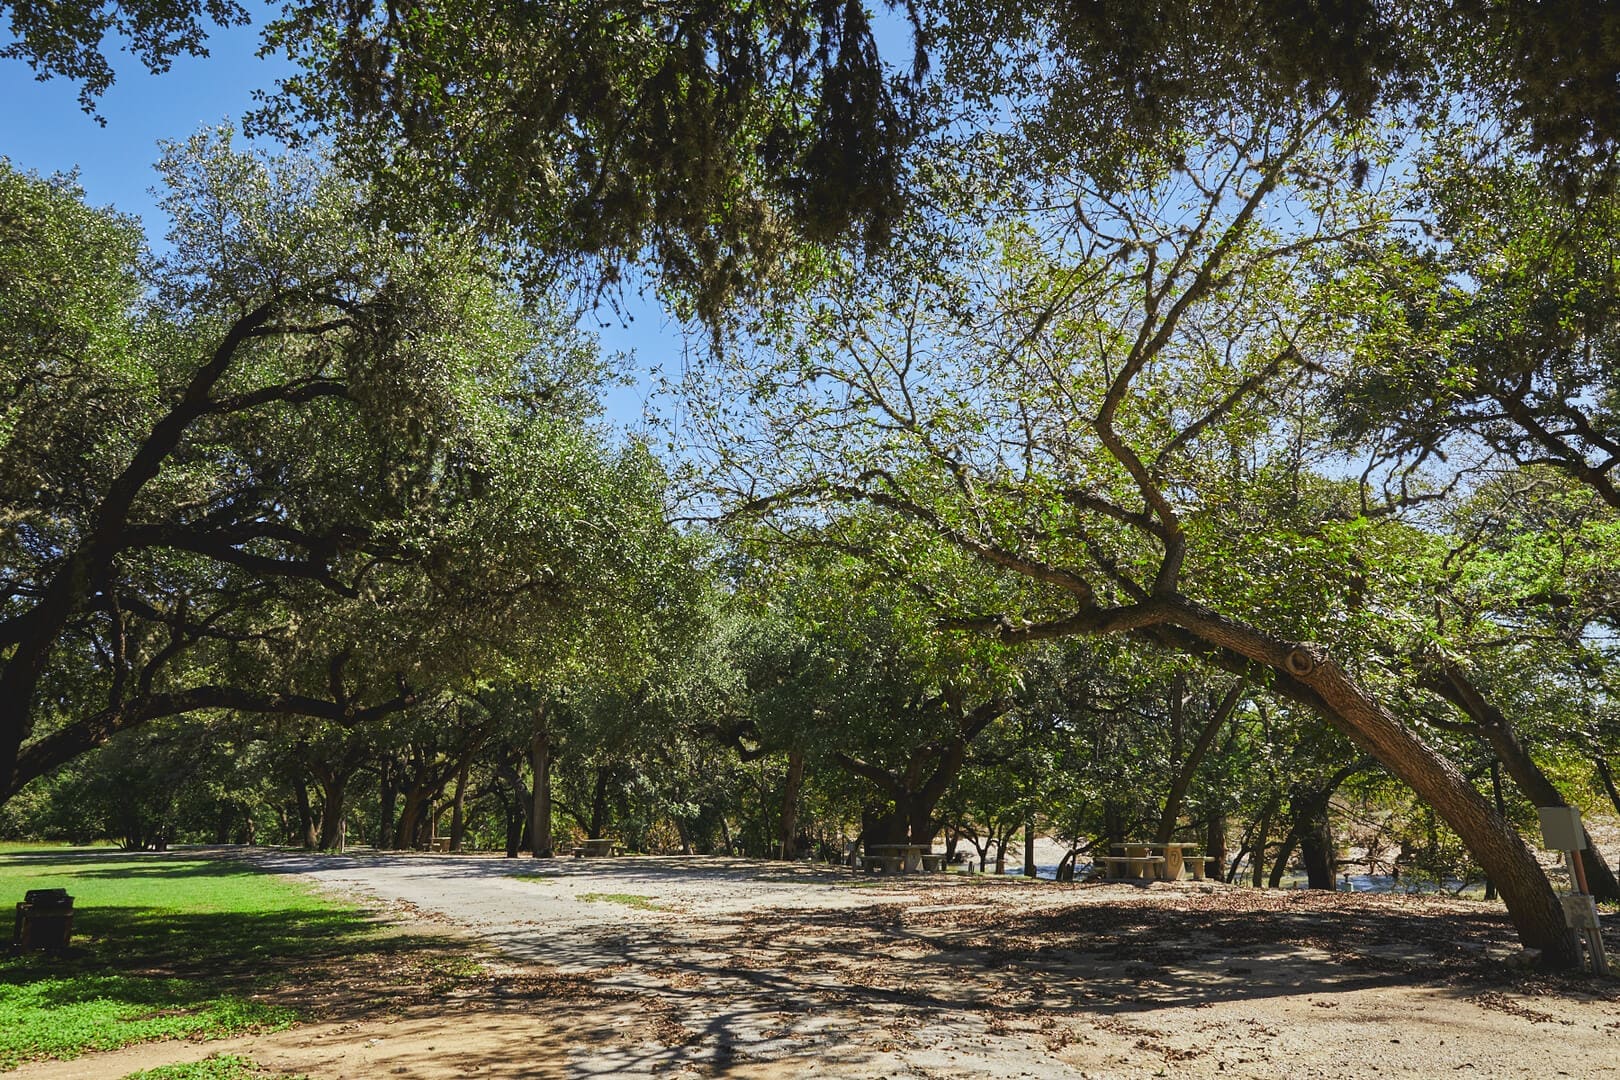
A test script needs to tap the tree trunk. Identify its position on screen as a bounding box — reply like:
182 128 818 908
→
1251 801 1273 888
1485 758 1506 902
1428 664 1620 903
378 756 397 850
1023 818 1037 877
1298 799 1336 889
316 774 348 851
589 765 610 840
1593 750 1620 819
396 788 429 850
1268 820 1301 889
1102 799 1127 852
449 761 469 852
503 790 523 858
1155 683 1243 844
1205 809 1227 883
1484 728 1620 902
1162 608 1577 967
778 750 805 859
1270 765 1360 890
293 774 318 850
530 707 552 857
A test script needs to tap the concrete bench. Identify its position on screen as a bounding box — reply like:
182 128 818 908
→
1098 855 1166 880
1180 855 1216 881
862 854 904 874
920 853 948 873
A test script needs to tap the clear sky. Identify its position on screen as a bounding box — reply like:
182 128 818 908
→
0 9 679 432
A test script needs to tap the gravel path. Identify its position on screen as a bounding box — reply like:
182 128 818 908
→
237 850 1620 1080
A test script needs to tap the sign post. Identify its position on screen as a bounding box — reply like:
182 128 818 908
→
1537 806 1609 977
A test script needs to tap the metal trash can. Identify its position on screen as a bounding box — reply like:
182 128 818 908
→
11 889 74 953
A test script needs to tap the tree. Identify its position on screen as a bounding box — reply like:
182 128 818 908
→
686 104 1579 963
1332 140 1620 509
0 132 653 803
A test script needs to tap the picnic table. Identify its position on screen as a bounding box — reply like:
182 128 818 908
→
1098 851 1166 880
1101 842 1210 881
573 838 621 858
865 843 940 874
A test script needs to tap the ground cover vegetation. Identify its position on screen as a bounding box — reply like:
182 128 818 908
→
0 851 350 1068
4 0 1620 978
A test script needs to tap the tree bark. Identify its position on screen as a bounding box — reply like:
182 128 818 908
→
293 774 318 850
1594 751 1620 820
530 705 552 857
589 765 610 840
1154 682 1243 845
395 788 429 850
1426 664 1620 903
1251 801 1272 888
449 761 469 852
778 750 806 859
1485 758 1506 902
1205 809 1227 883
316 774 347 851
1023 818 1037 877
378 756 397 850
1154 604 1577 967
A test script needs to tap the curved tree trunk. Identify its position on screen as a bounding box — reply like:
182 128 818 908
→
1426 664 1620 903
1165 606 1576 967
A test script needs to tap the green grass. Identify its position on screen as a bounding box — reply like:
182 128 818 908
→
0 848 382 1070
577 891 666 911
121 1052 307 1079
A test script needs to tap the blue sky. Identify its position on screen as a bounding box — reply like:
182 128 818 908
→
0 9 679 430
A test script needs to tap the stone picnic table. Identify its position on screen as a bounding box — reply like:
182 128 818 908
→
864 843 950 874
1099 842 1213 881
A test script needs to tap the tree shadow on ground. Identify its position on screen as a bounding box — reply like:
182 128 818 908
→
482 884 1620 1074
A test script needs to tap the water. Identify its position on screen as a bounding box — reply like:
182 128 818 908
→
996 862 1488 898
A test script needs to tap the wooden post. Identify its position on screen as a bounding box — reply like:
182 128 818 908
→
1539 807 1608 976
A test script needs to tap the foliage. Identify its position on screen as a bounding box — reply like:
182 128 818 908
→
0 132 667 802
124 1054 305 1080
252 0 922 324
0 0 247 113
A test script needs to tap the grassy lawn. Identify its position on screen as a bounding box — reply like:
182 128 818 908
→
0 848 386 1071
